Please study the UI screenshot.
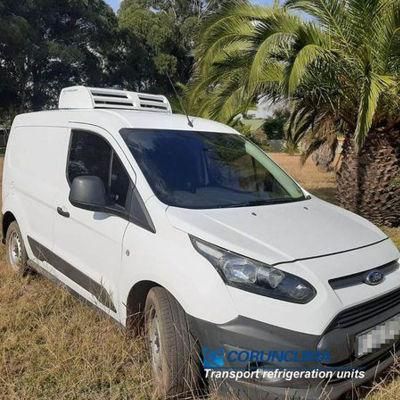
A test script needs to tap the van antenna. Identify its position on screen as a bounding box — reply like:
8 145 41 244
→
166 73 193 128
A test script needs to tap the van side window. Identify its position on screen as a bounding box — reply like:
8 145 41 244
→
110 151 130 208
68 130 111 189
68 130 130 209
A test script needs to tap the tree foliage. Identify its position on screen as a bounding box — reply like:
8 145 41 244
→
262 108 290 140
0 0 120 120
0 0 222 123
188 0 400 150
118 0 227 95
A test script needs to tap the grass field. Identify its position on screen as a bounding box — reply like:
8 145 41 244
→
0 155 399 400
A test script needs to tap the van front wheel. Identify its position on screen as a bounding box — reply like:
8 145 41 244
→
145 287 203 399
5 221 29 274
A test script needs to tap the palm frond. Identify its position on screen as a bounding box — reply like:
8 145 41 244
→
355 68 395 147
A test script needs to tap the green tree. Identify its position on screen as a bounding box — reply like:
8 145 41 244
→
0 0 120 121
262 108 290 140
188 0 400 227
118 0 227 95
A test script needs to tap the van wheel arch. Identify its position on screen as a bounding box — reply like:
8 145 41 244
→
126 280 161 336
2 211 16 243
144 286 204 398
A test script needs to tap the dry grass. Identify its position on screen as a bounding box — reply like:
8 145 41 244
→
0 245 154 399
0 154 399 400
381 227 400 249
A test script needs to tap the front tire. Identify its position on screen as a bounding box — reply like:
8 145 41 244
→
145 287 203 399
5 221 29 274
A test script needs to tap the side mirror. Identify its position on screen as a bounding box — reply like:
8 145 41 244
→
69 176 108 212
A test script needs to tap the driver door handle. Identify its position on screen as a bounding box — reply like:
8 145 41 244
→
57 207 70 218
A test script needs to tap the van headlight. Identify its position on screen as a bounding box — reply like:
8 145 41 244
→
190 236 316 304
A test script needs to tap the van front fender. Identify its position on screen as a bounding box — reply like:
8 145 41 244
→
119 224 239 327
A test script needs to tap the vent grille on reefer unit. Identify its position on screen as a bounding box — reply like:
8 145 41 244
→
58 86 172 113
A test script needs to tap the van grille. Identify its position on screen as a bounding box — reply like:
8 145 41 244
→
329 260 399 290
328 287 400 330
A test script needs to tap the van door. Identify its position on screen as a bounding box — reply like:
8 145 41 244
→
52 127 132 318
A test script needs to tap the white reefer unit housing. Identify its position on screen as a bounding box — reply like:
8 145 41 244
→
58 86 172 113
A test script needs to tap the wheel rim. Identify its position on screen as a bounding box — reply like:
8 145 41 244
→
148 309 163 379
8 231 23 269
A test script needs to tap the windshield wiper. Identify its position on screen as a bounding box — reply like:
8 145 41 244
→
227 196 306 208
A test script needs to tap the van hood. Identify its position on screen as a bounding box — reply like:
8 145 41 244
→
166 198 388 265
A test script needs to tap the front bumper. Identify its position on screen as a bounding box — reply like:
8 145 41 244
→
189 295 400 400
217 349 398 400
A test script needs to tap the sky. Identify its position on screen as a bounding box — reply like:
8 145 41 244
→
105 0 274 12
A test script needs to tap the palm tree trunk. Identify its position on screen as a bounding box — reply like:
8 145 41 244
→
337 131 400 227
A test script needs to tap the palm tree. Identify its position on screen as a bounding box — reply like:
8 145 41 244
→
188 0 400 227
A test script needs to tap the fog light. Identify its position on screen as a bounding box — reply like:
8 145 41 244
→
255 368 285 384
248 362 285 384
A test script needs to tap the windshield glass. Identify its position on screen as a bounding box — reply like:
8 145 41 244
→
120 129 305 209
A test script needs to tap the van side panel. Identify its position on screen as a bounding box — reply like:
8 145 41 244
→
2 126 70 257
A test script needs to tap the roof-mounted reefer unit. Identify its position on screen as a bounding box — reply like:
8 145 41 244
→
58 86 172 113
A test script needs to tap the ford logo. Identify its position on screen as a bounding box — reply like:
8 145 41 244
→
364 270 385 286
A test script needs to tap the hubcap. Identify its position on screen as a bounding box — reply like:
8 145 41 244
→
149 310 163 377
8 231 22 269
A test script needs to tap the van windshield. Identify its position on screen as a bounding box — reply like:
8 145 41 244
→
120 129 305 209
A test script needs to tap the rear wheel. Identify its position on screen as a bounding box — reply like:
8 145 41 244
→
5 221 29 274
145 287 203 399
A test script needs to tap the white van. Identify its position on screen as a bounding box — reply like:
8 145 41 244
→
2 86 400 400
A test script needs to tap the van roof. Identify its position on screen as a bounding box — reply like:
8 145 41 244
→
13 86 238 135
12 108 238 135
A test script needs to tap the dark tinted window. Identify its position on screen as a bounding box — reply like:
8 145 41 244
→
121 129 305 209
68 130 111 188
110 152 130 208
68 130 130 210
